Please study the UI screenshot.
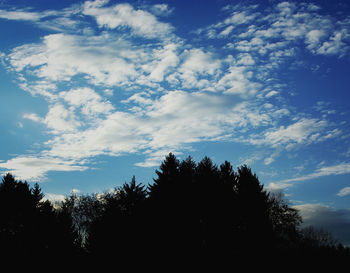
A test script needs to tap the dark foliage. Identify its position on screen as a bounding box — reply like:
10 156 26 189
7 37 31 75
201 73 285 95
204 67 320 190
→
0 173 80 263
0 154 349 267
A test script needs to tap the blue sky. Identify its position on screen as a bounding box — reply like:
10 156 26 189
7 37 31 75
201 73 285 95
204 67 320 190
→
0 0 350 244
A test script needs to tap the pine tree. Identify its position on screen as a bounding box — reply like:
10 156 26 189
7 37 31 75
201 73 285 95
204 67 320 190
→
148 153 180 201
235 165 273 251
31 183 44 206
117 176 147 215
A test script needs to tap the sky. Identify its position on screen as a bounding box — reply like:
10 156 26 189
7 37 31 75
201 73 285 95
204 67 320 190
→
0 0 350 244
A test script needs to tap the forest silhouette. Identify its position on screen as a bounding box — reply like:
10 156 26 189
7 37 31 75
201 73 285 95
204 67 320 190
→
0 153 349 266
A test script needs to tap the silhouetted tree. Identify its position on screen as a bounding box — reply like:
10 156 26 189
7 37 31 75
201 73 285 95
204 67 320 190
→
300 226 338 248
146 154 306 259
60 193 104 248
87 176 147 259
117 175 147 215
193 156 224 252
234 165 273 252
148 152 180 201
32 182 44 205
0 173 80 260
1 154 349 265
55 198 84 256
0 173 35 256
268 192 302 249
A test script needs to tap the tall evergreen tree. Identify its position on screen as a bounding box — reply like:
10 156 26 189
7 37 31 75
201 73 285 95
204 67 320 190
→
235 165 273 251
148 152 180 201
0 174 35 256
31 183 44 206
117 175 147 215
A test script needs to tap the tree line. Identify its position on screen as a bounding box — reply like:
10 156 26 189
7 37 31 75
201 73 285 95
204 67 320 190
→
0 153 349 266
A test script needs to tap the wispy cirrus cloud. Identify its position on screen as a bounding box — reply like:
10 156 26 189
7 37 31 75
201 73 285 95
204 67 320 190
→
0 155 88 181
337 187 350 197
0 8 54 21
268 163 350 191
0 4 84 33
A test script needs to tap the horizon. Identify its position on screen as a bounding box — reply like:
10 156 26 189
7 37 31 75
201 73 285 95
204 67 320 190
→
0 0 349 245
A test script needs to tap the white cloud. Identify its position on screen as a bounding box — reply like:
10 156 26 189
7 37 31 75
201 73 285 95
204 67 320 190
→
276 2 296 16
0 5 85 33
1 1 349 182
7 33 141 86
123 92 153 108
103 89 113 96
148 43 179 82
264 157 275 165
59 87 114 116
0 9 45 21
23 113 42 123
218 25 234 37
317 31 349 57
234 37 264 52
18 79 57 99
43 193 66 204
83 1 173 39
175 48 222 89
7 43 48 72
181 49 221 75
238 153 263 166
265 90 278 98
305 3 321 12
34 91 273 170
248 118 329 148
275 162 350 184
149 4 174 17
44 103 81 134
44 111 149 160
204 9 259 39
306 29 327 50
144 91 235 149
215 66 261 96
266 182 290 193
266 119 325 147
0 155 88 181
293 203 350 245
206 2 350 58
337 187 350 197
135 149 182 168
236 53 255 66
24 103 81 134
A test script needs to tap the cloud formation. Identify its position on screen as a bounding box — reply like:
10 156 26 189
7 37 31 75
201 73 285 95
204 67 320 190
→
204 2 350 57
337 187 350 197
266 163 350 193
278 163 350 184
0 1 349 181
83 0 173 39
0 155 87 181
294 203 350 246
